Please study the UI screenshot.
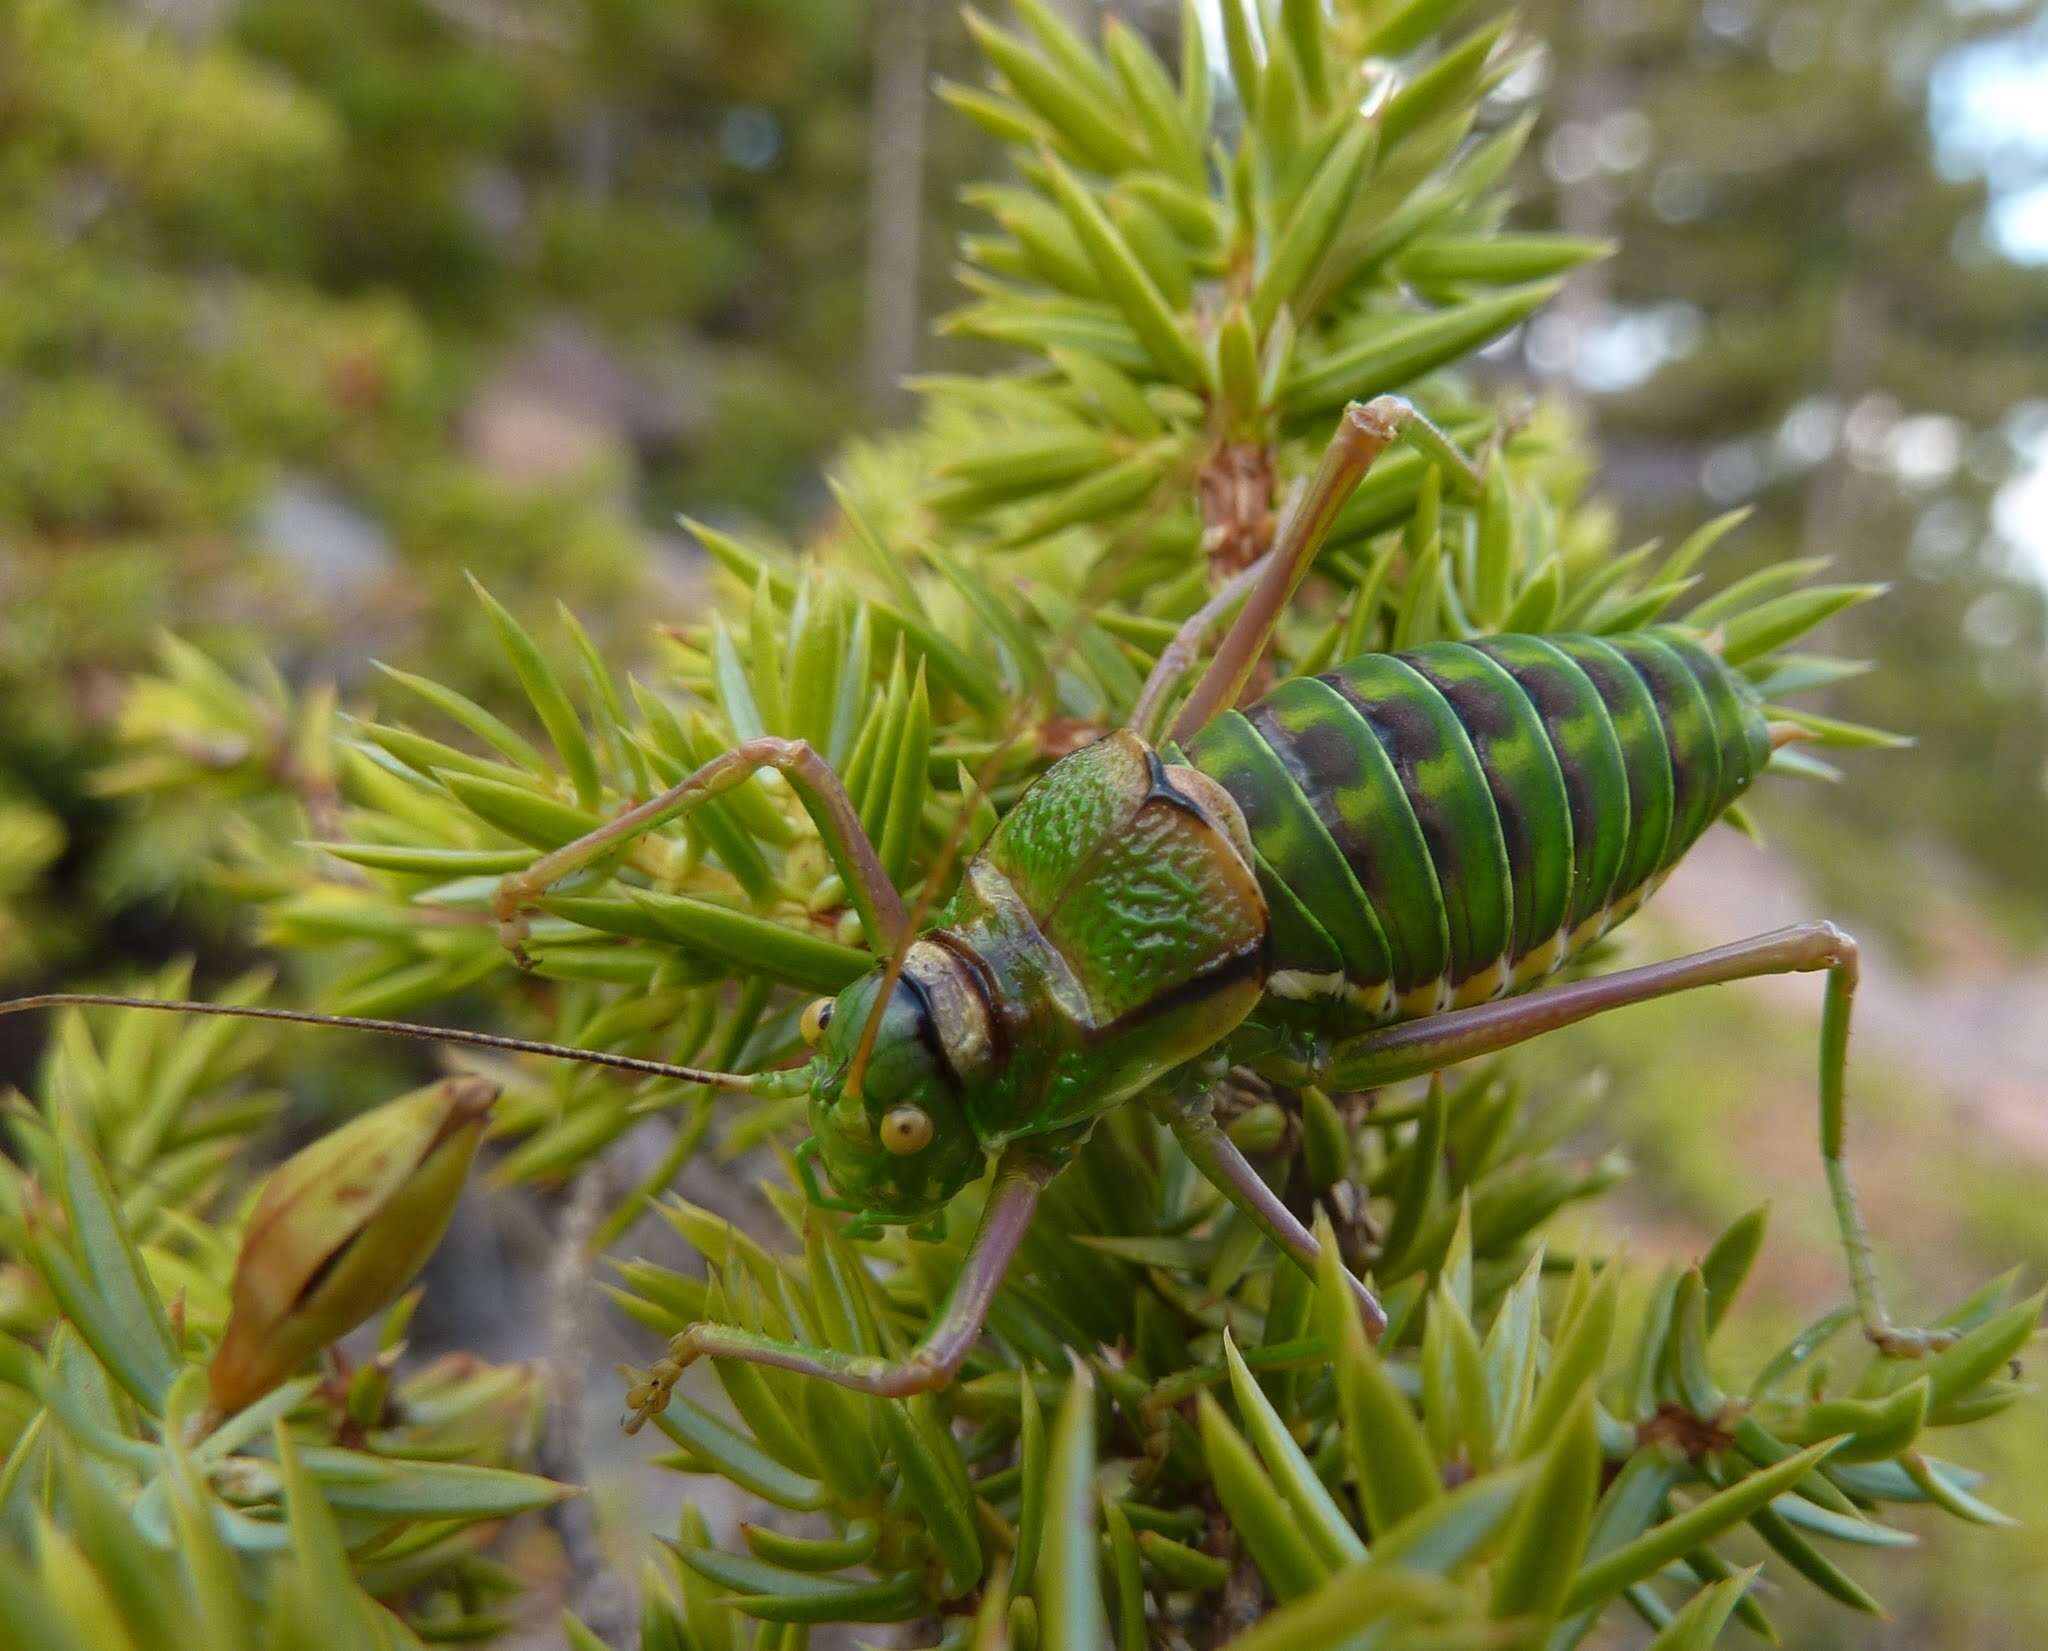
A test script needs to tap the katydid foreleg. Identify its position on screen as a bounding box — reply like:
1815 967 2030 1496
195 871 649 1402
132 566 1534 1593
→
492 735 907 963
622 1149 1053 1425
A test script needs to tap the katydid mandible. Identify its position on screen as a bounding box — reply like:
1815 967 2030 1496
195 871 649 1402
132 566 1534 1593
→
0 397 1947 1438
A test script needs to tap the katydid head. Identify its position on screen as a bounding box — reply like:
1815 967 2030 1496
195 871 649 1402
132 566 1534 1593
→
795 948 989 1230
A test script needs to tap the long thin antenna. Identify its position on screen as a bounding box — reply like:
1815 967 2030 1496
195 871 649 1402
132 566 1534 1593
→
0 995 766 1091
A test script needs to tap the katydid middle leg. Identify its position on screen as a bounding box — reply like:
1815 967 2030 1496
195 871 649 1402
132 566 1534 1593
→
622 1149 1053 1426
492 736 906 963
1153 1083 1389 1340
1297 921 1950 1360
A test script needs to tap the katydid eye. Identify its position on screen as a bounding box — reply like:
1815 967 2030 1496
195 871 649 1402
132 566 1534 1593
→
800 997 834 1046
881 1106 934 1156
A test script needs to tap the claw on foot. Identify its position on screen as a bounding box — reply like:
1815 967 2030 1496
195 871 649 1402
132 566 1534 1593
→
1868 1324 1962 1360
495 911 535 969
492 875 542 967
620 1338 696 1435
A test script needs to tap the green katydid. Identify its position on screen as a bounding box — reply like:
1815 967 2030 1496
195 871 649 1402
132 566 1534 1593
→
1 398 1949 1440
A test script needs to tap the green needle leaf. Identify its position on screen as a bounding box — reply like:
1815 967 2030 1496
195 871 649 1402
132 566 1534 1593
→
0 1544 100 1651
1919 1290 2045 1419
1641 1569 1763 1651
650 1394 830 1511
372 662 550 776
966 12 1143 174
881 1394 983 1598
438 770 601 849
1316 1221 1439 1533
1135 1530 1230 1590
1222 1332 1367 1569
1015 1375 1048 1588
1196 1390 1329 1599
1489 1389 1598 1618
1719 584 1888 667
467 575 601 808
1747 1504 1886 1614
1797 1376 1929 1463
1038 1364 1105 1646
1103 1499 1145 1651
1219 0 1262 118
1252 121 1378 331
1517 1264 1617 1458
1041 155 1207 387
293 1451 576 1519
1562 1438 1847 1612
1213 1567 1471 1651
1283 282 1561 412
744 1521 881 1573
1103 18 1204 186
1398 233 1613 286
276 1423 376 1643
1379 20 1510 147
625 889 870 993
1364 0 1483 58
1698 1204 1769 1333
1370 1463 1528 1574
52 1121 176 1404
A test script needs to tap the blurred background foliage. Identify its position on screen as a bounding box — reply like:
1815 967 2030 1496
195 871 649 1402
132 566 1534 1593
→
0 0 902 979
0 0 2044 1646
4 0 2041 983
1515 0 2048 947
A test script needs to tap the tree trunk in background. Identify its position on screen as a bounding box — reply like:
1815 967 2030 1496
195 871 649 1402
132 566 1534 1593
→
864 0 931 415
1798 274 1883 568
1797 173 1895 727
1551 0 1618 359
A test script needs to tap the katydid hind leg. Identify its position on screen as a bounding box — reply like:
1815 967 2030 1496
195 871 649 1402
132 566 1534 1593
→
1131 550 1272 741
1169 399 1408 744
1168 396 1476 744
1155 1087 1389 1340
1316 921 1954 1359
492 735 906 963
622 1150 1051 1424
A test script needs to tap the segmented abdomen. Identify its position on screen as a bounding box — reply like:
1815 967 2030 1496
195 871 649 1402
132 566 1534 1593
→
1179 628 1770 1032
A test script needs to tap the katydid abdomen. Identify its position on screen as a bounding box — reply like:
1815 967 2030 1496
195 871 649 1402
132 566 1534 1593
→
1184 627 1770 1041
